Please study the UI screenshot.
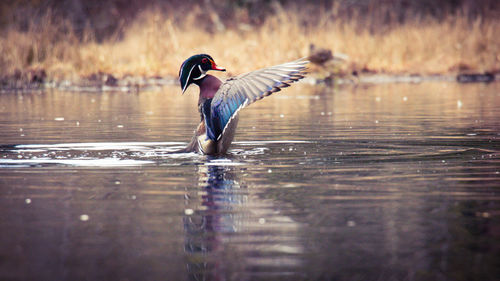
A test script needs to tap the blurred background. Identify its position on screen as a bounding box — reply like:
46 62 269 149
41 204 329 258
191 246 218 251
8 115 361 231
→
0 0 499 83
1 2 500 281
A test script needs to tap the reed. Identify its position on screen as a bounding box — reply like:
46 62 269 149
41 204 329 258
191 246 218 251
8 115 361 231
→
0 7 498 82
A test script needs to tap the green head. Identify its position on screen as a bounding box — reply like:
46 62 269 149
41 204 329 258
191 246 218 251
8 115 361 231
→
179 54 225 94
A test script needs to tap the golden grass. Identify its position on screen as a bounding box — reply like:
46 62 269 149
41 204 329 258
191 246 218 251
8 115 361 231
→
1 8 499 82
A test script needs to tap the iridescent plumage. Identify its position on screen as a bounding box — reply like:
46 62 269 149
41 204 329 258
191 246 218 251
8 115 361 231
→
177 54 308 155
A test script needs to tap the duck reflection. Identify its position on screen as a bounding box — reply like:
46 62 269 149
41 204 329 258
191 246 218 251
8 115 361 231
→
183 163 305 281
184 164 247 281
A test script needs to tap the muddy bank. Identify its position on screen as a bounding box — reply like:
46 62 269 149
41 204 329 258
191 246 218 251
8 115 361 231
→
1 71 498 93
0 73 175 93
316 72 498 85
2 45 499 92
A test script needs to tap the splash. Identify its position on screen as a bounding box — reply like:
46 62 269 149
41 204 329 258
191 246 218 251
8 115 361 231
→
0 142 191 167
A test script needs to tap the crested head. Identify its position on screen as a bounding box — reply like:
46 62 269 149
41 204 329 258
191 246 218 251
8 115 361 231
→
179 54 225 94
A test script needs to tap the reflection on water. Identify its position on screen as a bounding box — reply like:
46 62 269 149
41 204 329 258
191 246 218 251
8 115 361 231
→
0 83 499 280
184 163 304 280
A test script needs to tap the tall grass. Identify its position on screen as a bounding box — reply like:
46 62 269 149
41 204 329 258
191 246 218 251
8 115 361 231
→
0 7 498 82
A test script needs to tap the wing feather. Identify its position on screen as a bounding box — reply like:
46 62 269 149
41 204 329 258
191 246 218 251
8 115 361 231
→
206 58 308 141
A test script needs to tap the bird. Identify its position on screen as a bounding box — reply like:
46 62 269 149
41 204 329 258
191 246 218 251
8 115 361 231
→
308 44 333 66
175 54 308 155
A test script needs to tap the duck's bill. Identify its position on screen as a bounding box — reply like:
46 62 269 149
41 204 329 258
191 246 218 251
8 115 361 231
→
211 62 226 71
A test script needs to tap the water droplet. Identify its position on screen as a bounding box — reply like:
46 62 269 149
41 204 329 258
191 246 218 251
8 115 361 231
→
375 120 379 124
17 155 23 159
321 112 325 115
403 96 408 101
268 169 272 173
19 128 23 132
457 100 463 108
131 195 136 200
258 218 266 224
76 121 80 126
347 220 356 227
115 181 121 185
184 209 194 215
279 114 284 118
375 97 381 102
54 117 64 121
25 198 31 204
79 214 89 221
117 125 124 128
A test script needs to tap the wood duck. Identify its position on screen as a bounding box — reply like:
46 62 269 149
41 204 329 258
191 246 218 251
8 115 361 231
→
176 54 308 155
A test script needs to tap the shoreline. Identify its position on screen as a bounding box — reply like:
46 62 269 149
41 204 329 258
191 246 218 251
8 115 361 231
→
1 72 498 93
2 9 498 92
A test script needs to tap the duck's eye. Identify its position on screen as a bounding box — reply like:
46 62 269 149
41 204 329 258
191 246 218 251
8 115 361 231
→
201 58 208 64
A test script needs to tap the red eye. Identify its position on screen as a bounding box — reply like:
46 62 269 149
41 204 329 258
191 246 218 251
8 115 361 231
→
201 58 208 64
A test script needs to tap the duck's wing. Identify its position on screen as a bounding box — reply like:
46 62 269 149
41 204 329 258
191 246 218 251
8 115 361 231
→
204 58 308 141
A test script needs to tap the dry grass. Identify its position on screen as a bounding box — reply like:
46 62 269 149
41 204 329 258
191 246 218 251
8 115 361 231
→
1 8 499 82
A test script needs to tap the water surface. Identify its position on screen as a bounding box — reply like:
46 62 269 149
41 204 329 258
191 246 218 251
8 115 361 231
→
1 83 499 280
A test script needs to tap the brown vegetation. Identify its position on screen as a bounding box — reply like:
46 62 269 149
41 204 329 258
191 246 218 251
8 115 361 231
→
0 1 499 84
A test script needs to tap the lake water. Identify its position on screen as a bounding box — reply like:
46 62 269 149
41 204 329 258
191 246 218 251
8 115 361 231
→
1 82 499 281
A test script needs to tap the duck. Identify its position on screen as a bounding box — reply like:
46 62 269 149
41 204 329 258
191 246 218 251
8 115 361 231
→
176 54 308 155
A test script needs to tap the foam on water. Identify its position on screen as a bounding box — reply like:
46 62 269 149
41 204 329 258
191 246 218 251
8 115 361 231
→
0 142 192 167
14 142 185 151
0 158 155 167
0 141 296 167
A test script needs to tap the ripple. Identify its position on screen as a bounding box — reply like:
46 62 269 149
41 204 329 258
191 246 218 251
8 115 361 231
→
0 142 269 168
234 140 312 146
11 142 185 151
205 159 244 166
0 157 155 167
0 142 193 167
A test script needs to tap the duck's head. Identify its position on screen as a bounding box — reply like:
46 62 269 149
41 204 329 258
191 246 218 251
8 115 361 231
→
179 54 225 94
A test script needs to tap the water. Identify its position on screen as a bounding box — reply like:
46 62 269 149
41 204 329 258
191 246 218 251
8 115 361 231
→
0 83 499 281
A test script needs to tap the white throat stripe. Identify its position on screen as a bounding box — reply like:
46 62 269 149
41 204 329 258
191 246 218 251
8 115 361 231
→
193 65 207 80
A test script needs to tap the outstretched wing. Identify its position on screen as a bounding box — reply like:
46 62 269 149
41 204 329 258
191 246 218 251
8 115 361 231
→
205 58 308 141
